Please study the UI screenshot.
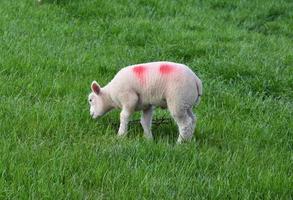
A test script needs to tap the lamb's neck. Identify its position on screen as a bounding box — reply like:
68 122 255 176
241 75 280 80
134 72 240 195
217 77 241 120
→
102 84 117 108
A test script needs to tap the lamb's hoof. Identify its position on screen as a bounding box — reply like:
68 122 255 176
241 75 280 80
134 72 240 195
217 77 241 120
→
117 133 127 139
176 135 183 144
144 134 154 141
177 135 192 144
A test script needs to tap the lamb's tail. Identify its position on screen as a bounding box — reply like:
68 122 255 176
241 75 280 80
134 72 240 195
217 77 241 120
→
195 77 203 106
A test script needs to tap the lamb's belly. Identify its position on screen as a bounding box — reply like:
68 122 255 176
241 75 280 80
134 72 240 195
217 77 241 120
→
136 94 167 110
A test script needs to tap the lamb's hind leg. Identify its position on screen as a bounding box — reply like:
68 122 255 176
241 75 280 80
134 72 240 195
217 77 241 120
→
140 106 153 140
187 108 196 136
170 107 194 144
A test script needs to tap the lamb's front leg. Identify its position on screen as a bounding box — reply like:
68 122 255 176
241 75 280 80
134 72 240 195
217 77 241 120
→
117 93 138 137
140 106 153 140
118 109 132 137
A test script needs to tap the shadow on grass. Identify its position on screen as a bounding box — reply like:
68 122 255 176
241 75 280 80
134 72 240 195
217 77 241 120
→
105 116 218 147
89 112 224 149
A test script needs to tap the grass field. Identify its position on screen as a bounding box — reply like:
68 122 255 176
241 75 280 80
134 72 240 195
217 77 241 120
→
1 0 293 199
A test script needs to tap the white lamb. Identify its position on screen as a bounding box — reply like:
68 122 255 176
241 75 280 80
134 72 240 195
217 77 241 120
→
88 61 202 143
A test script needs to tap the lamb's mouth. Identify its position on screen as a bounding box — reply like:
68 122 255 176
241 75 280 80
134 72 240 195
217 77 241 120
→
90 113 97 119
91 113 101 119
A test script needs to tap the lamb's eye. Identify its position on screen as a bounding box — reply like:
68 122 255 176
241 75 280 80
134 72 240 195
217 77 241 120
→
89 99 92 102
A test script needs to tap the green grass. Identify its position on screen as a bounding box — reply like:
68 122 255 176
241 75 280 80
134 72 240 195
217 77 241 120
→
1 0 293 199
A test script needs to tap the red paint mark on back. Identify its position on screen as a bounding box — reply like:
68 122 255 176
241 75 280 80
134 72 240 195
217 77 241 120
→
133 65 146 85
159 63 175 74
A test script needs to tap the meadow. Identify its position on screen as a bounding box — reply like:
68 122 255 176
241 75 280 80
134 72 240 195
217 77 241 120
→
0 0 292 199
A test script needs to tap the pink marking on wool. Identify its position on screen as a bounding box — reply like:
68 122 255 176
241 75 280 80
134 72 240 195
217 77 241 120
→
133 65 146 84
159 63 175 74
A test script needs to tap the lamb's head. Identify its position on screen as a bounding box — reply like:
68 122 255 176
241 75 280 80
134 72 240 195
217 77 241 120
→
88 81 112 119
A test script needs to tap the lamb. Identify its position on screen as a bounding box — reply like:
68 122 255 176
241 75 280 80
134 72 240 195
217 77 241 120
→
88 61 202 143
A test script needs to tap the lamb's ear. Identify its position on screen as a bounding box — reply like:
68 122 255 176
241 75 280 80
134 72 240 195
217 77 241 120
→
91 81 100 95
